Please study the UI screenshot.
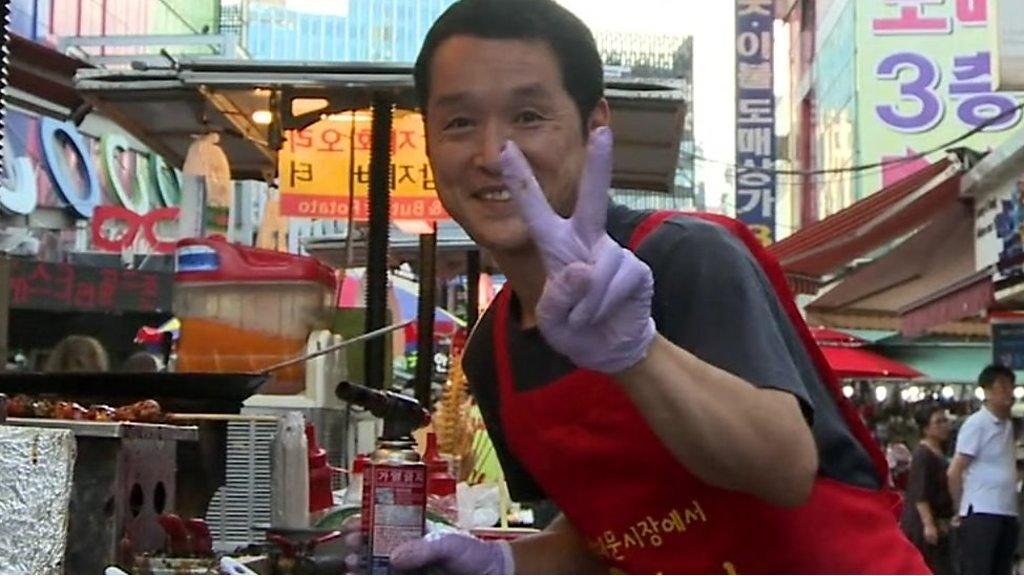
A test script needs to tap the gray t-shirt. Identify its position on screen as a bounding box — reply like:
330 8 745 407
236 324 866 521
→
463 204 881 502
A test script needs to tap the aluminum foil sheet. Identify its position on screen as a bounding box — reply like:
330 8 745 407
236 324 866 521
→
0 426 76 574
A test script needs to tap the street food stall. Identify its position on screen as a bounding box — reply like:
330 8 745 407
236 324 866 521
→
0 371 269 573
0 60 687 574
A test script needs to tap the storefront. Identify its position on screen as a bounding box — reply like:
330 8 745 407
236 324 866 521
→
0 55 692 573
964 126 1024 373
1 33 188 369
765 149 998 394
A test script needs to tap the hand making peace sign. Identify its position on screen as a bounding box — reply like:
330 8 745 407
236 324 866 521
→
499 127 657 374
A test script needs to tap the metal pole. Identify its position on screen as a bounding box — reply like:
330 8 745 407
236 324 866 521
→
363 96 393 390
261 320 412 374
414 225 437 409
0 257 10 372
466 250 481 329
1 0 10 182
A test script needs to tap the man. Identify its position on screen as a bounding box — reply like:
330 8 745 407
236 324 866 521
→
390 0 928 572
948 364 1019 574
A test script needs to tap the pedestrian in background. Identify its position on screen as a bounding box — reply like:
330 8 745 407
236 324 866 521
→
901 404 954 573
42 334 109 373
948 364 1019 574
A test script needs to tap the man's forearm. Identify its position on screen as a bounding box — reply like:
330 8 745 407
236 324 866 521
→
616 335 818 507
510 515 606 574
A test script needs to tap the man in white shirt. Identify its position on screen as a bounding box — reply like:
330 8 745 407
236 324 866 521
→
949 364 1019 574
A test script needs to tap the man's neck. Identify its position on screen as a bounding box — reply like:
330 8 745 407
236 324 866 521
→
491 246 547 329
984 401 1011 421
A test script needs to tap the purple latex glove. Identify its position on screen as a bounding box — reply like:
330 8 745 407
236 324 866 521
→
390 533 514 575
501 127 656 374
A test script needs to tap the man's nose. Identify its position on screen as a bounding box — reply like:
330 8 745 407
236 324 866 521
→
475 123 508 174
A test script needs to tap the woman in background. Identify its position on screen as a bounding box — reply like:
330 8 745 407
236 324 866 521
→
901 403 954 573
43 335 109 373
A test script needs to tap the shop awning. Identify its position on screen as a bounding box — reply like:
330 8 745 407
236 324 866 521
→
819 345 924 380
769 158 963 281
807 202 989 336
74 60 688 190
874 342 991 384
5 33 91 116
900 270 994 336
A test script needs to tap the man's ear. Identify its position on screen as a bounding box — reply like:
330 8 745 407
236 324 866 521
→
587 98 611 132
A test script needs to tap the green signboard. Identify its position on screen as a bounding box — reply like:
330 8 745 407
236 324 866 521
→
856 0 1024 195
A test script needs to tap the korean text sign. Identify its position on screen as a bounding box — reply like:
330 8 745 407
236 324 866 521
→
278 110 448 221
8 260 173 313
857 0 1023 192
735 0 776 246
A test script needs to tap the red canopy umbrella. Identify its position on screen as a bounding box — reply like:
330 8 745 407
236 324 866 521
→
818 346 923 380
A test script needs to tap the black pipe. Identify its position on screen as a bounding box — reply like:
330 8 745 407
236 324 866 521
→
364 97 393 390
414 226 437 409
466 250 481 329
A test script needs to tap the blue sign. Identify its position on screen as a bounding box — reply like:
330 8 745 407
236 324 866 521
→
993 318 1024 370
735 0 776 246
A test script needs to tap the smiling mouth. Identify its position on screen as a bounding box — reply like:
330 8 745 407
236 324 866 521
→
473 188 511 201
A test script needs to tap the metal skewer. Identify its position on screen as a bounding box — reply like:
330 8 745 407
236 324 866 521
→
258 320 414 374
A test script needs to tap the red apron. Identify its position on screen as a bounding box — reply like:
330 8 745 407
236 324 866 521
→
493 211 929 574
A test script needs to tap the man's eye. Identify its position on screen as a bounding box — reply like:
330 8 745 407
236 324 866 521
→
515 111 545 124
443 117 473 131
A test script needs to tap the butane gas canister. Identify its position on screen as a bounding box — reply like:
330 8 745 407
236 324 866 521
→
361 438 427 574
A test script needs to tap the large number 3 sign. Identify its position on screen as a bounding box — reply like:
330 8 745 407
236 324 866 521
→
875 52 944 133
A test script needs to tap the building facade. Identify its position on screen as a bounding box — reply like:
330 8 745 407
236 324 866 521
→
594 31 698 210
11 0 220 51
783 0 1024 224
244 0 457 62
2 0 226 259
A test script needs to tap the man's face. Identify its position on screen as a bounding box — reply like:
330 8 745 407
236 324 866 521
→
423 36 608 254
986 376 1016 410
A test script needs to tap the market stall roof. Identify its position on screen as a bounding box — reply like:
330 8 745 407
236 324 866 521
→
73 59 688 190
768 157 964 285
807 202 991 337
5 33 92 115
819 345 924 380
869 342 991 384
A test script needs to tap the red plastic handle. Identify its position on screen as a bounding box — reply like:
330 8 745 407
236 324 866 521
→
185 519 213 556
157 514 190 556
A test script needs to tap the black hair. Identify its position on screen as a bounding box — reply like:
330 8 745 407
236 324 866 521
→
978 363 1016 388
913 403 944 433
414 0 604 131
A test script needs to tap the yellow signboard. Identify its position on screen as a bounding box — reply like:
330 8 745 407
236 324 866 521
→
278 110 447 221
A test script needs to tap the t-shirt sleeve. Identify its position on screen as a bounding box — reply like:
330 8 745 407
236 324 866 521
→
640 218 815 420
955 417 982 457
905 451 928 504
